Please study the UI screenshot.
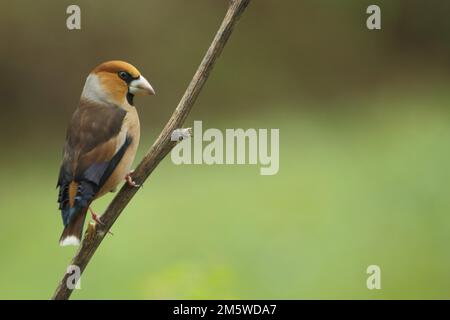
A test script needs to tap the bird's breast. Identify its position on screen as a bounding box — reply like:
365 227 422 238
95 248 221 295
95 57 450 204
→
96 108 140 198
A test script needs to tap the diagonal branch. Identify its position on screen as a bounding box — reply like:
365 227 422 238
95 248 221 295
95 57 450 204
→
52 0 251 300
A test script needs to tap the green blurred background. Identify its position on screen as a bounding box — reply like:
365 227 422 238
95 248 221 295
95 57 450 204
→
0 0 450 299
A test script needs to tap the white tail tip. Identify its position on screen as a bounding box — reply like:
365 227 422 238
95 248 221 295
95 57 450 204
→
59 235 81 247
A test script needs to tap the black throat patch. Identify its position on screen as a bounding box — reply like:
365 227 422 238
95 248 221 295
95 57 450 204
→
126 92 134 106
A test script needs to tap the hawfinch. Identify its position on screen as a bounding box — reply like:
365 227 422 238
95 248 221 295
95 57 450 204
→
57 61 155 246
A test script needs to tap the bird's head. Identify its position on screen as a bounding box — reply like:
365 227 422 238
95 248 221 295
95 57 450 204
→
81 60 155 106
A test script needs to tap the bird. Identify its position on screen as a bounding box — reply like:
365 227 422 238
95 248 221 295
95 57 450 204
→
56 60 155 246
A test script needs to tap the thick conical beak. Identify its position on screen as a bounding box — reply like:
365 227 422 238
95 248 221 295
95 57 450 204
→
129 75 155 96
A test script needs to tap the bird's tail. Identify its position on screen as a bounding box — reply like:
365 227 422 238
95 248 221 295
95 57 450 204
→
59 207 88 246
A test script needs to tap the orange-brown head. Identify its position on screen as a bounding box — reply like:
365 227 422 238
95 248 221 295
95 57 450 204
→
81 60 155 106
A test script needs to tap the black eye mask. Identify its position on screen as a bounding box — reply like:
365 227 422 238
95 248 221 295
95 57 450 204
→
118 71 138 84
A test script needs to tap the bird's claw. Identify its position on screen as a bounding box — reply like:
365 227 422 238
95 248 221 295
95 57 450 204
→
88 207 113 235
125 170 141 188
89 207 104 225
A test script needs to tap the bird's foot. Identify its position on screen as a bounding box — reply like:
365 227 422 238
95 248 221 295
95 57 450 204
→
88 207 114 236
125 170 141 188
89 207 103 225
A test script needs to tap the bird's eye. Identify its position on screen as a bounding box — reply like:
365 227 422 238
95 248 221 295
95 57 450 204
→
118 71 129 80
